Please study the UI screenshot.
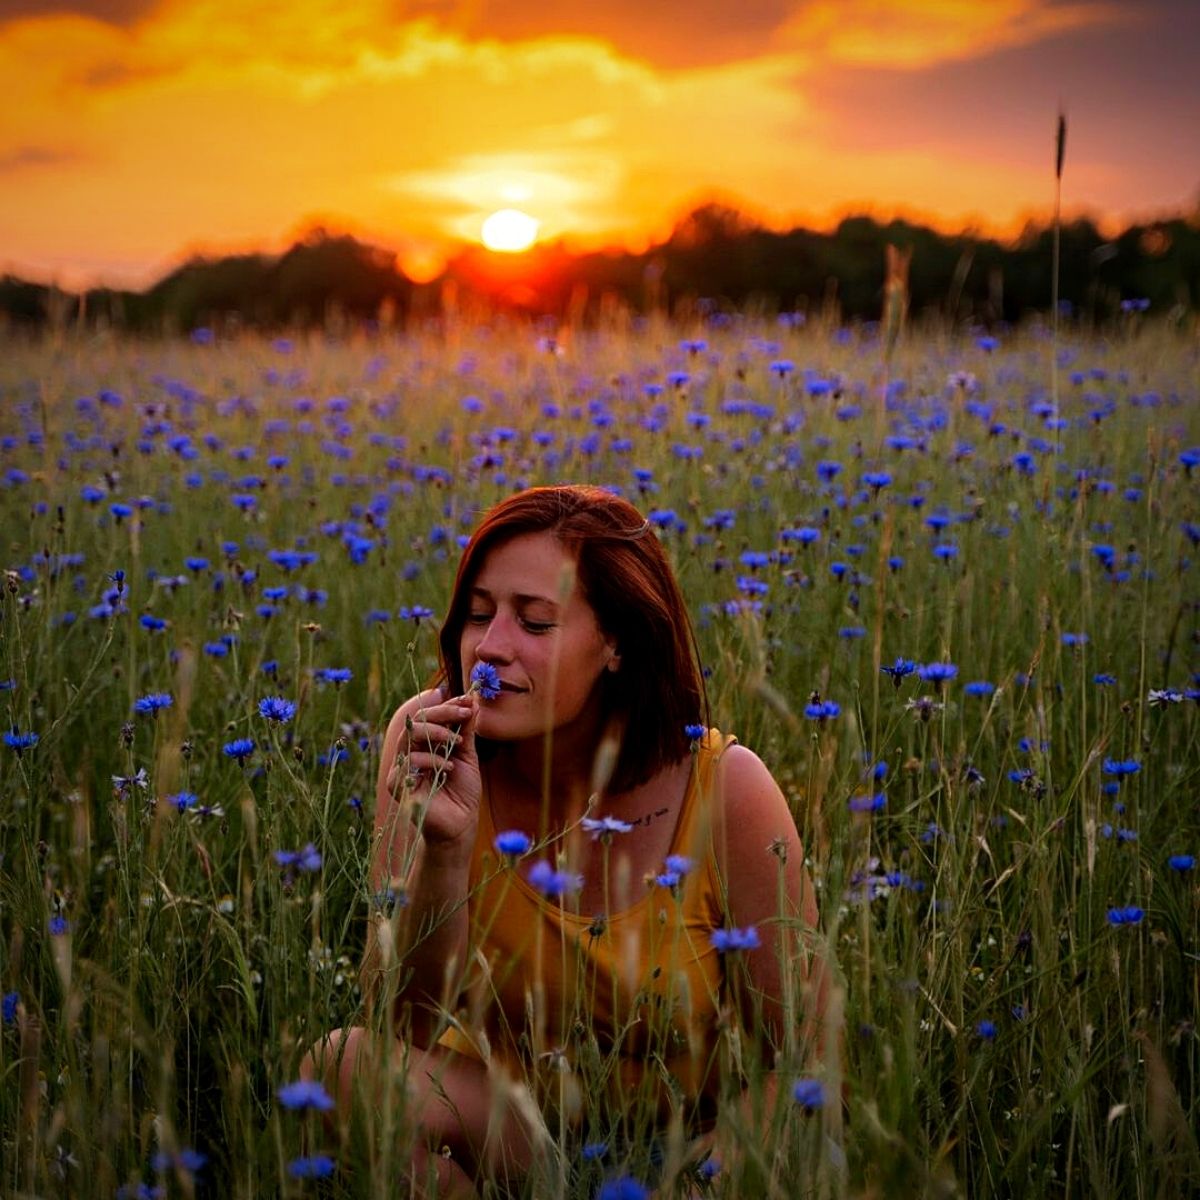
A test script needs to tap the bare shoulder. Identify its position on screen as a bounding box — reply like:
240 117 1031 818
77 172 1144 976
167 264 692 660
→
711 741 811 923
711 742 802 862
715 743 791 818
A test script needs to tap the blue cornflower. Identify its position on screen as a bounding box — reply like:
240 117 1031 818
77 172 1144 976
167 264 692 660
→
134 693 173 716
275 844 322 873
1106 906 1145 926
168 791 197 812
526 861 583 898
848 792 886 813
598 1176 650 1200
494 830 532 857
258 696 297 723
804 700 841 721
276 1080 335 1112
288 1155 336 1179
152 1148 208 1173
582 816 634 840
684 723 706 743
862 471 892 491
581 1142 608 1161
918 662 958 684
665 855 695 875
222 738 255 764
3 727 39 752
964 681 995 696
1061 632 1088 647
710 926 760 953
1102 759 1140 777
399 604 435 622
976 1020 998 1041
470 662 502 700
1148 688 1183 706
315 667 352 686
881 657 916 686
792 1077 825 1111
781 526 821 545
697 1156 721 1180
1167 854 1195 871
49 915 69 936
1093 673 1117 686
2 991 19 1023
139 614 167 631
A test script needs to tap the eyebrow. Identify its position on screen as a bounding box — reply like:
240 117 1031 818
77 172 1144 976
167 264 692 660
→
469 585 560 608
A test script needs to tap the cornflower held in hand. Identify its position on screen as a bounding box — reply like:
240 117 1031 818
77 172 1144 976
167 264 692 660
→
469 661 502 700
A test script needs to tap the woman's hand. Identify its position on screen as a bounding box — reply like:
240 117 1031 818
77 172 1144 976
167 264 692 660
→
385 691 482 849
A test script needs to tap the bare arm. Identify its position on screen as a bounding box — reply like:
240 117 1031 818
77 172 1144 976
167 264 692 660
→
361 686 482 1045
712 744 831 1066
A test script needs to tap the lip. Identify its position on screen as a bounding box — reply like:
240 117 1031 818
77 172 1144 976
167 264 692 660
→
498 681 528 694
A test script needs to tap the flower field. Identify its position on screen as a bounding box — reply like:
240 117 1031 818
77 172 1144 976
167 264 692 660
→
1 316 1197 1197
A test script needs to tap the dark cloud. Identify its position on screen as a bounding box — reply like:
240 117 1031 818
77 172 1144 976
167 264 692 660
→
0 144 83 173
0 0 154 24
406 0 794 69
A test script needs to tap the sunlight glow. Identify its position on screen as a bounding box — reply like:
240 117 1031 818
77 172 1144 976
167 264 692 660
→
480 208 540 252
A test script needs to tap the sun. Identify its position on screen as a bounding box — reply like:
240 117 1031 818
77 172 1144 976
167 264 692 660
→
480 208 540 253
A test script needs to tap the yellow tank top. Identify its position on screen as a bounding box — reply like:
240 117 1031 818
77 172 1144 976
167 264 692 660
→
437 730 736 1119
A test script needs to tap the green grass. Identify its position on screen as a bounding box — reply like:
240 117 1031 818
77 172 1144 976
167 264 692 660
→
0 317 1197 1197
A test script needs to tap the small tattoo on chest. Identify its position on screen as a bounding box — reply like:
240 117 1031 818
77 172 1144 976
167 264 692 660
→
630 806 670 827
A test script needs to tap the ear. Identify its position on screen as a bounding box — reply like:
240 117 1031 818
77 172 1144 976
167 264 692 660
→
606 641 621 673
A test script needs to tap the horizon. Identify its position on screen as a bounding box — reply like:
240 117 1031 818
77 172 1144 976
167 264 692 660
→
3 0 1198 291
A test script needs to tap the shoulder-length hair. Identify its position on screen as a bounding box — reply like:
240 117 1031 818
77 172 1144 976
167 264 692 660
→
437 485 708 793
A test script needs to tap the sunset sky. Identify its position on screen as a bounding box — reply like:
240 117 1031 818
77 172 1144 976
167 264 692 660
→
2 0 1197 288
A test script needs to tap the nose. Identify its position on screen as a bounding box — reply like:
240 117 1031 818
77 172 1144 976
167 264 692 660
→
472 611 516 664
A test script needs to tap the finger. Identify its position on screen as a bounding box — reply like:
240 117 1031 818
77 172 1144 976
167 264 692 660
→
404 719 463 754
455 694 481 764
405 750 454 776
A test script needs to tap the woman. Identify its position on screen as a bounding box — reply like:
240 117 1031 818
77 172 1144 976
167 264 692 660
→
311 485 825 1194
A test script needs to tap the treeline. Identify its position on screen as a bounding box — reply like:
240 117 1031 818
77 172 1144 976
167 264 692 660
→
4 202 1199 334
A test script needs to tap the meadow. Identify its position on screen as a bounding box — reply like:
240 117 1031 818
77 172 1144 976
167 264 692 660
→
0 313 1197 1198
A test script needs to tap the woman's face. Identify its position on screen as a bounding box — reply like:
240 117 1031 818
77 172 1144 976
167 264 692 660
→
459 531 619 743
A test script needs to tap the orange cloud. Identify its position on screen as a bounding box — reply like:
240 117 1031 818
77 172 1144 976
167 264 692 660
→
779 0 1125 69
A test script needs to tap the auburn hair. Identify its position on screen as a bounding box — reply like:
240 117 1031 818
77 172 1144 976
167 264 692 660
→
437 485 708 793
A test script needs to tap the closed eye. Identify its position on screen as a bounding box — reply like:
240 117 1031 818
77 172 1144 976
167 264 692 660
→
520 618 555 634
